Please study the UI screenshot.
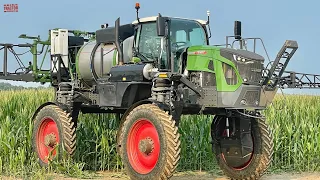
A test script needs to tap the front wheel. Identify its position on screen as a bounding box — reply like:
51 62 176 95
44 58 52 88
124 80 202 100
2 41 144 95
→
211 114 274 180
32 104 77 166
118 104 181 180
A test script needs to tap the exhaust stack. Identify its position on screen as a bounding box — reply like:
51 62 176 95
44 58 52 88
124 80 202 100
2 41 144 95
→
115 18 124 65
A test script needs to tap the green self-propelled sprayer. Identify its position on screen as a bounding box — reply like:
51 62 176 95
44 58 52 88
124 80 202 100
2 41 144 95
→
1 3 319 180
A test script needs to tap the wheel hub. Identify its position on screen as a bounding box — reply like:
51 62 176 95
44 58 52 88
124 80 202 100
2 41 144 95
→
138 137 154 155
44 133 57 147
36 117 60 163
126 119 161 174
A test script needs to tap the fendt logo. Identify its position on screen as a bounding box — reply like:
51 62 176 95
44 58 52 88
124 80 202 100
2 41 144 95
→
4 4 18 12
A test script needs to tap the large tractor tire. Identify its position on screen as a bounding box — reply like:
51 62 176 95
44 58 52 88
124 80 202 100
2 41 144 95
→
211 115 274 180
32 104 77 166
118 104 181 180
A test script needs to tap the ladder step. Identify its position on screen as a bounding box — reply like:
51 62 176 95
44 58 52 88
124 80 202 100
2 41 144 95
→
262 40 298 90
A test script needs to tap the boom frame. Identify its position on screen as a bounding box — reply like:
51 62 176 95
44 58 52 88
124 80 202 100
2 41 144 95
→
0 29 95 84
279 71 320 89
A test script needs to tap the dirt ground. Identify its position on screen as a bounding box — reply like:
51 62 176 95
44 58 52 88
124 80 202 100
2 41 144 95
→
2 171 320 180
32 171 320 180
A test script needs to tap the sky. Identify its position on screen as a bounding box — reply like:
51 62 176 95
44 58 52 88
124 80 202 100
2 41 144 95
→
1 0 320 94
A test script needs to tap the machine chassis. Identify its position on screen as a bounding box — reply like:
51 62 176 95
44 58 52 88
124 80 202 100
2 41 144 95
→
1 5 319 180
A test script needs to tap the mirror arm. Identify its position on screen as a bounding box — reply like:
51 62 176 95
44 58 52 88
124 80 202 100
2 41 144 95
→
166 21 172 72
206 10 212 40
207 24 212 39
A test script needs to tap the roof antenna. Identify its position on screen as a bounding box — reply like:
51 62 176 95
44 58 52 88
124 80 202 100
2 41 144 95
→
135 2 140 23
206 10 210 24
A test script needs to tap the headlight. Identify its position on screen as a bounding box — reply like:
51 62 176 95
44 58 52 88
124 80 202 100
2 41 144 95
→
233 54 247 62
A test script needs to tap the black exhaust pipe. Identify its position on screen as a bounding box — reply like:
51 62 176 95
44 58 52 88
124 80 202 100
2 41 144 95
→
115 18 124 65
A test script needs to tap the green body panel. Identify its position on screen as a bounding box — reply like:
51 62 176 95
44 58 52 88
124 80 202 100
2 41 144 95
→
213 53 243 92
186 45 242 92
186 45 215 73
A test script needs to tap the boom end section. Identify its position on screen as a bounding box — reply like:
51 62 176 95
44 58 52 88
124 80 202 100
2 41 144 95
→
284 40 298 49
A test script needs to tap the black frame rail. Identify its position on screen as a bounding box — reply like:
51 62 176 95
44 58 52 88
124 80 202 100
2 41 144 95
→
0 43 37 82
279 71 320 89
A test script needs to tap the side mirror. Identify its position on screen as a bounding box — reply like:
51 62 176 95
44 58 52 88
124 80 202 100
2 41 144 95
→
234 21 241 40
156 14 165 36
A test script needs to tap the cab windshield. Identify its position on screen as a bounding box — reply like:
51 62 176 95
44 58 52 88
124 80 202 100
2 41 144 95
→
170 18 207 51
169 19 207 72
135 18 207 70
135 22 162 61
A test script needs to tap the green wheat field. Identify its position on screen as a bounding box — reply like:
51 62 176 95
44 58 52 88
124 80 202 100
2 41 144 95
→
0 89 320 178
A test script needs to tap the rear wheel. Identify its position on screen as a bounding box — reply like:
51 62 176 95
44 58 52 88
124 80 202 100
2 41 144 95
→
211 114 273 180
32 104 77 166
118 104 181 180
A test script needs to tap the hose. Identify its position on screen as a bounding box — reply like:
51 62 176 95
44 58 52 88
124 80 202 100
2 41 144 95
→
90 42 101 82
235 110 266 119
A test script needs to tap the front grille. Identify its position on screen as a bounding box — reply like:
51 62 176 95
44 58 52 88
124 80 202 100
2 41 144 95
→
243 90 259 105
236 60 263 84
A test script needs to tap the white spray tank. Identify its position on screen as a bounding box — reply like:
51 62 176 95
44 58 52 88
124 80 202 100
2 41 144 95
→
76 18 135 86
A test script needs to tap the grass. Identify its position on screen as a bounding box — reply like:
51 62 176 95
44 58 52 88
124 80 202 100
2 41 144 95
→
0 89 319 178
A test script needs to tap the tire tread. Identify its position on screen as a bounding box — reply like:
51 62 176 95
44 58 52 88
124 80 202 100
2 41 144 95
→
119 104 181 180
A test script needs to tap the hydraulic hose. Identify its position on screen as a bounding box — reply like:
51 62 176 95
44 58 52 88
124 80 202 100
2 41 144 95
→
90 42 101 82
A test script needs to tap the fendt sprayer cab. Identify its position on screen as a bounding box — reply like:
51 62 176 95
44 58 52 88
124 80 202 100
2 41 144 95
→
130 16 209 72
0 3 305 180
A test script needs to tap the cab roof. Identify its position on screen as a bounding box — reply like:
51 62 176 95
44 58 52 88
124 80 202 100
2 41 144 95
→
132 16 207 25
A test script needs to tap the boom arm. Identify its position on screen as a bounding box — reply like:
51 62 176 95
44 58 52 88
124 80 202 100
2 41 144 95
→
279 71 320 89
0 29 95 84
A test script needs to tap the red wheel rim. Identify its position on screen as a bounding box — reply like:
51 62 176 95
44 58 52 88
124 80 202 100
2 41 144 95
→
221 129 254 170
126 119 160 174
36 117 60 163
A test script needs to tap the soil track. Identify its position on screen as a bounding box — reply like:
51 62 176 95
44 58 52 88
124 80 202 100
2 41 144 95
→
27 171 320 180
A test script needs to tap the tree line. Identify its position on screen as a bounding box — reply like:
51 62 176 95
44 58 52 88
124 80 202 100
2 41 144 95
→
0 82 48 90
